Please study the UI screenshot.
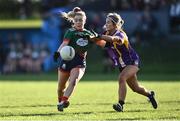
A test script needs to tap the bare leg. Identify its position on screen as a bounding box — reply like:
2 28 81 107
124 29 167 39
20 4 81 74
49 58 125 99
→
64 67 85 98
118 73 127 102
118 65 139 102
126 73 158 109
113 65 140 112
57 69 70 102
127 74 150 97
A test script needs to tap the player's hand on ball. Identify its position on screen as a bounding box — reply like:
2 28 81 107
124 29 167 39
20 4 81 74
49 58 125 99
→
53 51 60 62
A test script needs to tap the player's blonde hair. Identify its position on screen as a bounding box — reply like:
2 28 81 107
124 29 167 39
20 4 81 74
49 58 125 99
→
61 7 86 24
106 13 124 30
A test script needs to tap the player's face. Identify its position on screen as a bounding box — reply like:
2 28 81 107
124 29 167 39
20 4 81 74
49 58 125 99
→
74 15 85 30
105 18 116 31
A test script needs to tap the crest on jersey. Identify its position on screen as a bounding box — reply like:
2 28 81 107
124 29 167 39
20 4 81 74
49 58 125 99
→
76 38 88 46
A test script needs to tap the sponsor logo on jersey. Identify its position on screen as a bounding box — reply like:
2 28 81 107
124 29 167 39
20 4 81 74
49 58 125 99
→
76 38 88 46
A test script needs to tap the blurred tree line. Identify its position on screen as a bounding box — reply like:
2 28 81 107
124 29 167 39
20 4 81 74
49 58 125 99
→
0 0 39 19
0 0 70 19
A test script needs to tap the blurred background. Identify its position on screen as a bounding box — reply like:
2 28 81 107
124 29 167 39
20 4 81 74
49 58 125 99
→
0 0 180 80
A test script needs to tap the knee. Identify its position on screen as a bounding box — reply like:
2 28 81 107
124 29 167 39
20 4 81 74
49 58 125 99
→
118 76 126 84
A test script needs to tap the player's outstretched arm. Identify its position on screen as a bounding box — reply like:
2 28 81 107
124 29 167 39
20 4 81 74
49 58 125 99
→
100 35 123 44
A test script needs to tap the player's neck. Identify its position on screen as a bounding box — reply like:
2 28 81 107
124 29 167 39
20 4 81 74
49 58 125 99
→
108 29 117 36
74 26 84 31
75 28 83 31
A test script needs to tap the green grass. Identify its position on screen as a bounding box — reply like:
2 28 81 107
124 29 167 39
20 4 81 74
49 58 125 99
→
0 81 180 120
0 20 42 29
0 73 180 81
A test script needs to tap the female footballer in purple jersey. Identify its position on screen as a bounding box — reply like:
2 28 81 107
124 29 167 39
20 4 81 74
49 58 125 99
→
95 13 158 112
53 7 98 112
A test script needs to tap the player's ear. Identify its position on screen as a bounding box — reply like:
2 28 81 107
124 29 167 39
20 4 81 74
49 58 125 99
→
103 25 106 30
83 16 87 23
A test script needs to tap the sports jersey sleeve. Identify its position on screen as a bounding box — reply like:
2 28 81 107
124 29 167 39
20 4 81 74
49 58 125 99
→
63 29 72 42
115 32 124 42
115 31 129 48
83 29 94 44
115 31 129 45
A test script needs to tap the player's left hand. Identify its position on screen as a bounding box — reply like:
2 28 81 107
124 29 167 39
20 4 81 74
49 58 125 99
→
53 51 60 62
90 29 101 38
75 30 101 40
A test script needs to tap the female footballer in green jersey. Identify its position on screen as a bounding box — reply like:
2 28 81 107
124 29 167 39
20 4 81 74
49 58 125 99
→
53 7 98 112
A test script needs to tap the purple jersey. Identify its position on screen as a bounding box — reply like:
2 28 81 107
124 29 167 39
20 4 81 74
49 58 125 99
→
105 30 139 68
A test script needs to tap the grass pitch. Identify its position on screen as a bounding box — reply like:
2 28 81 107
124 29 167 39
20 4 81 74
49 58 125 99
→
0 80 180 120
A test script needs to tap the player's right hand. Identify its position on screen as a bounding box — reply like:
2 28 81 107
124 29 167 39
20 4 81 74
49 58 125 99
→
53 51 60 62
90 29 101 38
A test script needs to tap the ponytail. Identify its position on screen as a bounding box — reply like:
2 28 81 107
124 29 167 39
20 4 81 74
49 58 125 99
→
61 7 85 24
